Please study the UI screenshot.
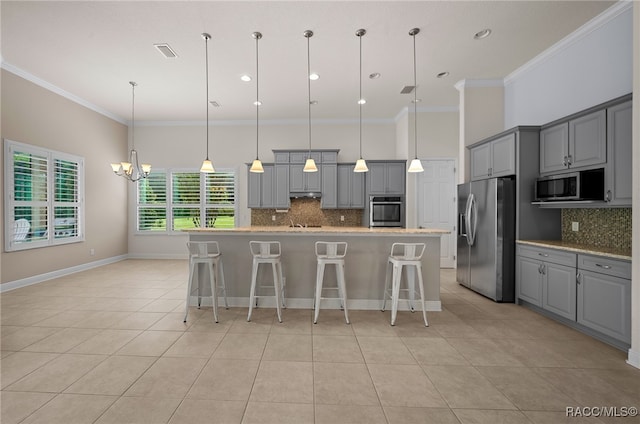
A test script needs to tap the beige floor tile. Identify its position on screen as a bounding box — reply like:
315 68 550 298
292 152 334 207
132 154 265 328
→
68 329 141 354
351 317 398 337
368 364 447 408
31 310 102 328
313 362 379 406
311 317 355 336
163 331 224 358
124 356 207 399
391 318 443 337
464 318 533 339
476 366 577 411
187 358 259 401
0 352 59 389
1 325 23 337
99 298 155 312
383 406 461 424
6 353 107 393
168 399 245 424
422 365 516 410
139 299 183 313
19 393 116 424
262 334 312 362
357 336 417 364
313 334 364 363
270 309 313 334
242 401 314 424
116 330 182 356
230 308 276 333
64 355 156 395
1 309 63 326
212 333 268 360
453 409 532 424
109 311 166 330
94 396 180 424
402 337 470 365
0 391 55 424
21 328 100 353
523 410 606 423
431 322 485 339
249 360 313 404
315 404 387 424
71 311 134 329
588 368 640 401
0 326 61 351
149 312 193 331
491 338 575 368
445 338 525 366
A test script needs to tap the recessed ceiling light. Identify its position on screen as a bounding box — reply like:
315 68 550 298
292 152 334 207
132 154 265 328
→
253 101 262 106
310 100 318 105
474 29 492 40
357 99 366 105
437 71 450 78
369 73 381 79
153 43 178 59
241 75 252 82
309 73 320 81
210 101 221 107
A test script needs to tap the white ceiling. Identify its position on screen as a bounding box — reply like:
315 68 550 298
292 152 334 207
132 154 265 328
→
1 1 616 123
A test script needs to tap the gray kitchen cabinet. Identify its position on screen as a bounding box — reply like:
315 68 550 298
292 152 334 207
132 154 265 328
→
260 164 275 208
605 100 632 206
516 255 543 307
540 109 606 174
320 164 337 209
367 161 406 195
247 164 289 209
337 163 365 209
542 262 576 321
247 167 261 208
470 133 516 181
274 164 290 209
290 164 321 193
577 254 631 344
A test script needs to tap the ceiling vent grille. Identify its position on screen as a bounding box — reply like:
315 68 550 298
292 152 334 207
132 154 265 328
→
154 44 178 59
400 85 416 94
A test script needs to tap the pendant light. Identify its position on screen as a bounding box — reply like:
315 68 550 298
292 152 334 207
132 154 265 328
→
200 32 215 173
303 30 318 173
249 31 264 173
354 28 369 173
407 27 424 173
111 81 151 181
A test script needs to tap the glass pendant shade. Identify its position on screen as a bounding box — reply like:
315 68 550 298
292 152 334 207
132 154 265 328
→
200 159 215 173
250 159 264 173
303 158 318 172
408 158 424 173
354 158 369 172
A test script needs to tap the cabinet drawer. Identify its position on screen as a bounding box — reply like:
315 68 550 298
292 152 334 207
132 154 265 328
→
517 245 576 267
577 254 630 279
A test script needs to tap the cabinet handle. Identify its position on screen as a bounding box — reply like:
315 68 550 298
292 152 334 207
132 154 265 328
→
576 272 581 284
567 155 572 166
541 265 546 275
563 156 568 166
538 264 543 274
605 190 612 202
595 263 612 270
538 252 549 257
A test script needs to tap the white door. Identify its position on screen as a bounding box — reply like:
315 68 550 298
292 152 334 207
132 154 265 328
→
417 159 457 268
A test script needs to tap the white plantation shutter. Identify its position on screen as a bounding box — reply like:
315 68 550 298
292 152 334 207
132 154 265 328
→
137 171 167 231
205 171 236 228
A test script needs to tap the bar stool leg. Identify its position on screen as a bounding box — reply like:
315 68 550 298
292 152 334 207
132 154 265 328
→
390 263 402 326
184 262 195 322
278 263 286 309
314 262 325 324
272 262 282 323
337 261 350 324
247 261 259 322
208 262 218 323
381 260 392 312
218 260 229 309
416 264 429 327
406 266 416 312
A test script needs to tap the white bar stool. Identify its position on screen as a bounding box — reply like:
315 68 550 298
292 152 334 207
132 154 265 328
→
381 242 428 327
184 241 228 323
248 241 286 323
314 241 350 324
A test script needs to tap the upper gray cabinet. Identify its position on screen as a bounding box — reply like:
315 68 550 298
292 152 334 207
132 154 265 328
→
605 100 632 206
337 164 365 209
320 163 337 209
247 164 290 209
540 109 606 174
368 161 406 195
470 133 516 181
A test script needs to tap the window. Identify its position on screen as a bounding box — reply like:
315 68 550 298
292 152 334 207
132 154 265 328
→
4 139 84 251
137 169 236 233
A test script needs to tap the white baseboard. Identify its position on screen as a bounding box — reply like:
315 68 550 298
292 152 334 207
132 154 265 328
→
627 348 640 369
128 253 188 260
0 255 128 293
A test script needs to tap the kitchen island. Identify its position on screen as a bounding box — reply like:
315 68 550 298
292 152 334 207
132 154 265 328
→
187 226 448 311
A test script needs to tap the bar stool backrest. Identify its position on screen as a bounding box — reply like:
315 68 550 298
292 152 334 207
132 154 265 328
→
250 241 281 258
187 241 221 258
390 242 425 261
315 241 347 259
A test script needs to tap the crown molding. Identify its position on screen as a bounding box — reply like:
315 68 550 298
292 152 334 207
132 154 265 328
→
504 1 632 85
394 105 459 123
454 79 505 91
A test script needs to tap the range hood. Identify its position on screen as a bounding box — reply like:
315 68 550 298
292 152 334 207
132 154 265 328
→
290 192 321 199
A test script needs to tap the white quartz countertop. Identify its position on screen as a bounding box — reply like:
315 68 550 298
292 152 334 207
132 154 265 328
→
187 226 449 235
517 240 631 261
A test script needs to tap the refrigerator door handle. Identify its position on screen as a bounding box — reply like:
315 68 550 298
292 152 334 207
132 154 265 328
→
464 194 473 245
458 213 467 237
467 194 478 246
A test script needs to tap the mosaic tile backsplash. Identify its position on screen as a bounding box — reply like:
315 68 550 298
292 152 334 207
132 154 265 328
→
251 198 364 227
561 208 631 251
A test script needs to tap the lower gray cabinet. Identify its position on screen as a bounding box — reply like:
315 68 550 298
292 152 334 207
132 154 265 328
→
542 262 576 321
336 164 365 209
516 256 543 307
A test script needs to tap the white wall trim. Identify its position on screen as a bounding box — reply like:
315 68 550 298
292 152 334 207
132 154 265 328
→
454 79 505 91
504 1 632 86
0 255 129 293
0 60 127 125
394 105 460 123
627 348 640 369
128 252 188 260
136 117 395 127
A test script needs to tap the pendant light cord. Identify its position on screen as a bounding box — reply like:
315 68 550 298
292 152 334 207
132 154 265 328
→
205 35 210 161
130 82 136 150
412 31 418 160
359 33 363 159
307 34 312 155
255 34 260 160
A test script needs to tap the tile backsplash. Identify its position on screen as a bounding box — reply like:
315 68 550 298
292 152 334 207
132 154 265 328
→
561 208 631 251
251 198 363 227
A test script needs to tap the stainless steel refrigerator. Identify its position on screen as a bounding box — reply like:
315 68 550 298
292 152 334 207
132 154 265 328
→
457 177 515 302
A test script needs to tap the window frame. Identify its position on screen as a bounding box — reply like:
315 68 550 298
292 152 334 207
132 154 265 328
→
4 139 85 252
135 167 237 234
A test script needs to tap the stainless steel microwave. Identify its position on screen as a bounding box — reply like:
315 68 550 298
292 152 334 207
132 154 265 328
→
534 168 604 202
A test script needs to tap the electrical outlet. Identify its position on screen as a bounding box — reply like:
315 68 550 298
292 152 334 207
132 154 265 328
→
340 215 345 222
572 222 579 232
272 215 276 221
90 248 95 256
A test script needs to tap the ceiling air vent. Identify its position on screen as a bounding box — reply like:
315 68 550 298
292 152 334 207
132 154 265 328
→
400 85 415 94
154 43 178 59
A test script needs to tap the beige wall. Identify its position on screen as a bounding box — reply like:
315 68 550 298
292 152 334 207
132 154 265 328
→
1 71 129 284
